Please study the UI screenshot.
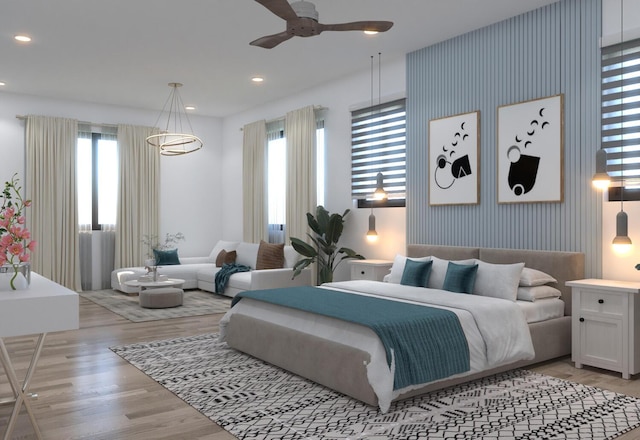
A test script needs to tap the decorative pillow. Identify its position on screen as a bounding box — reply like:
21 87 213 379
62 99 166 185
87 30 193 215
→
208 240 240 262
236 242 260 268
400 259 433 287
519 267 558 286
256 240 285 270
388 254 431 284
215 250 237 267
472 261 525 301
153 248 180 266
517 285 562 302
442 262 478 294
428 256 477 290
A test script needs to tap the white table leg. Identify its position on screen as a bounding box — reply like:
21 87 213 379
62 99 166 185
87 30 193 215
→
0 333 46 440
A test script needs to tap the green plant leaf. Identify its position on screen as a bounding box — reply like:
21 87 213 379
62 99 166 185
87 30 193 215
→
325 213 344 245
306 212 321 235
315 206 330 234
291 237 317 258
292 258 313 279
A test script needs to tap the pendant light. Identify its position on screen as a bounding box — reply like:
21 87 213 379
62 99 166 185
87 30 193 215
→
146 82 203 156
612 0 632 252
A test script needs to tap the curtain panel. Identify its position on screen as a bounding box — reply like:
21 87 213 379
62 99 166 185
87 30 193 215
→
115 125 160 268
242 120 268 243
285 106 317 245
25 115 81 290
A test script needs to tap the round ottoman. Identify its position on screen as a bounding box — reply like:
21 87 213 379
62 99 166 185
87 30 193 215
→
139 287 184 308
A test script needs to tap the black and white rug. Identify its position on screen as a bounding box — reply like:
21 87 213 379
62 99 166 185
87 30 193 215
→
111 333 640 439
81 289 231 322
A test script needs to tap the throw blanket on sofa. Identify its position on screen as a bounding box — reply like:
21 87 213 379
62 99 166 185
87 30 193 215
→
215 264 251 294
233 286 470 390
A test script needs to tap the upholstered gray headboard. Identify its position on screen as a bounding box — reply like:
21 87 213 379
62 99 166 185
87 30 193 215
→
406 244 585 316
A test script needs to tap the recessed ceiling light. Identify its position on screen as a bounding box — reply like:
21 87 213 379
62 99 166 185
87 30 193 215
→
251 76 264 83
364 30 379 35
0 82 5 86
14 35 32 43
184 105 196 111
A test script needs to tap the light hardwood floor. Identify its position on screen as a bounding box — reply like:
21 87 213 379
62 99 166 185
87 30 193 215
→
2 297 640 439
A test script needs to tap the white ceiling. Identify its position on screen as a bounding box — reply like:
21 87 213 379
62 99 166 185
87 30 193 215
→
1 0 559 118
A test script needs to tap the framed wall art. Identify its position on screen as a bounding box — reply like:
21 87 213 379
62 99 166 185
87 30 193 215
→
429 111 480 206
497 94 564 203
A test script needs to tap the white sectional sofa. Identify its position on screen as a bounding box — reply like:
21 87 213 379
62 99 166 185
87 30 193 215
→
111 240 312 297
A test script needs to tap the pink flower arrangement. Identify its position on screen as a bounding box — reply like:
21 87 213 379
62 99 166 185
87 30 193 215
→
0 174 36 289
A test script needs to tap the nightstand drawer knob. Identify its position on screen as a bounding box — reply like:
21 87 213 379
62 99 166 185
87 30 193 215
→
579 317 585 322
598 299 604 304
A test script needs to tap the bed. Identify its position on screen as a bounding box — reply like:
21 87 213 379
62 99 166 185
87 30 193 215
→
219 245 584 412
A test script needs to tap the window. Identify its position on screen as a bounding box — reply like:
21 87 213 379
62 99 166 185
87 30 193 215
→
77 129 118 230
266 120 325 243
602 37 640 195
351 98 406 207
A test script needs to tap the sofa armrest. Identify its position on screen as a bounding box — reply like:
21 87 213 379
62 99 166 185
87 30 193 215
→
179 256 211 264
250 267 312 290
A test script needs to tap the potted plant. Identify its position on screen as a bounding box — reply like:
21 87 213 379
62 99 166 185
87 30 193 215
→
291 205 365 284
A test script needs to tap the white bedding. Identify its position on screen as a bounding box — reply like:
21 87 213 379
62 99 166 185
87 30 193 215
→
219 280 535 412
518 298 565 323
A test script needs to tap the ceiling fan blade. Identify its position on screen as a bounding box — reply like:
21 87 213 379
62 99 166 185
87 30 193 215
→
250 31 294 49
320 21 394 33
254 0 298 21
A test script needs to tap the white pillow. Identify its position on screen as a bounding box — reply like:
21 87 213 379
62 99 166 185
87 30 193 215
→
428 256 477 290
208 240 240 262
388 254 431 284
517 285 562 302
472 261 525 301
283 245 299 268
236 242 260 269
519 267 557 286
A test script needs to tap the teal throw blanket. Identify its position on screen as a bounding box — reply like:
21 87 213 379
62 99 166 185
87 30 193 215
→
233 286 470 390
215 264 251 294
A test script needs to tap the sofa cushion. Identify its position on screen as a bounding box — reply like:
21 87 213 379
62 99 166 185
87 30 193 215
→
256 240 285 270
215 250 237 267
208 240 240 263
283 245 299 268
227 271 252 291
236 242 259 269
153 248 180 265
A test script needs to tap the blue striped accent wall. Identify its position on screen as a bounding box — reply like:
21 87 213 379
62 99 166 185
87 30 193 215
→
406 0 602 277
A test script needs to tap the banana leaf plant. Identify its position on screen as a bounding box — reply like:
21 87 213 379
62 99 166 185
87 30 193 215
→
291 205 365 285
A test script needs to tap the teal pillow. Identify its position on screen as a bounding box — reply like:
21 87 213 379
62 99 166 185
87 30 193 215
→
400 259 433 287
153 248 180 265
442 262 478 293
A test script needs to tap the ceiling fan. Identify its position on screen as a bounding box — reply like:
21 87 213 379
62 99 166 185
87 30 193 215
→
250 0 394 49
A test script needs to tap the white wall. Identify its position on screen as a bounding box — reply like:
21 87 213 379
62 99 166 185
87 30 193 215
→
0 91 223 258
221 57 407 281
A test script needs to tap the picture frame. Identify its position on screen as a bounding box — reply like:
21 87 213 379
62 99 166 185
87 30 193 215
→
429 111 480 206
497 94 564 204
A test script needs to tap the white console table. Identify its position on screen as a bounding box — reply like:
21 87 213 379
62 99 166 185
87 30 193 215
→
0 273 79 439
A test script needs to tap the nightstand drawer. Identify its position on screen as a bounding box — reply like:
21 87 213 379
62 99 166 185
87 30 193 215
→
579 290 624 316
351 265 378 280
348 260 393 282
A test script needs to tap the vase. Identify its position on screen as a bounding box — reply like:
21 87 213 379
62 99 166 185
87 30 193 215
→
0 263 31 291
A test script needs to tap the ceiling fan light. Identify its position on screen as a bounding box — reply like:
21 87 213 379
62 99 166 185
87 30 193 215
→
364 30 379 35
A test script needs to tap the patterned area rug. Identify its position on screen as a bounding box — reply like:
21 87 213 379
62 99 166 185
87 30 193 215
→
80 289 230 322
111 333 640 439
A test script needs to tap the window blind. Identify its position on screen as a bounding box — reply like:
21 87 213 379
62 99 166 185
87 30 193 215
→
602 38 640 181
351 98 406 200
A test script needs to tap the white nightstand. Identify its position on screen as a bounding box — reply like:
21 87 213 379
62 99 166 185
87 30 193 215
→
349 259 393 282
567 278 640 379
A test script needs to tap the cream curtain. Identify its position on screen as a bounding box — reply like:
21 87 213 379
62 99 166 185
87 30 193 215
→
114 125 160 268
285 106 317 245
25 115 81 290
242 120 268 243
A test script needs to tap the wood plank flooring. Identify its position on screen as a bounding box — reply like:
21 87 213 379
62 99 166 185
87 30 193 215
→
1 296 640 439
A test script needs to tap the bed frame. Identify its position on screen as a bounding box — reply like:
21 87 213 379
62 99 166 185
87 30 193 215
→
224 245 585 407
